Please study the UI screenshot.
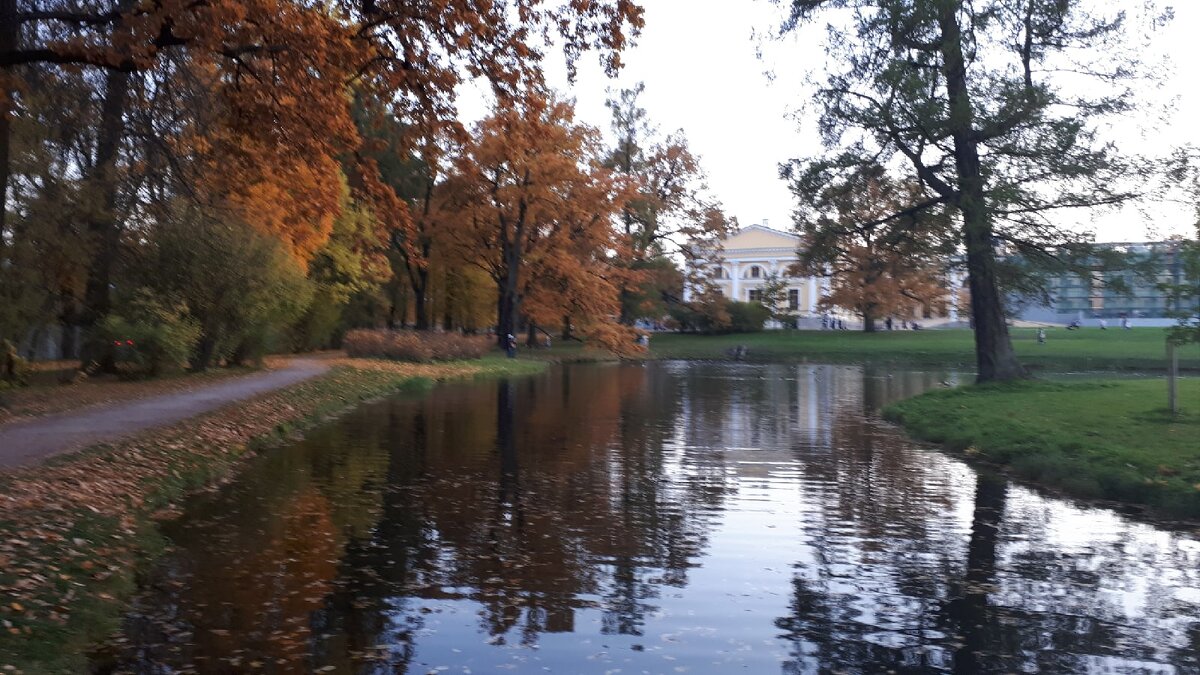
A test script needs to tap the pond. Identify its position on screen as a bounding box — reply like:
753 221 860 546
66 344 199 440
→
95 362 1200 673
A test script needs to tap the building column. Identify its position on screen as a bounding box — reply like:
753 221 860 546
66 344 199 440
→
730 261 741 300
807 278 818 313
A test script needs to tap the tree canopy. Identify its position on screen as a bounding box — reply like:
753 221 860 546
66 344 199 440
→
780 0 1162 380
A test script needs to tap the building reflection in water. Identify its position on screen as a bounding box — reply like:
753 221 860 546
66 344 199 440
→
99 362 1200 674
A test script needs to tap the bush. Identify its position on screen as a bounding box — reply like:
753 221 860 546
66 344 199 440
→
98 294 200 377
726 301 771 333
146 208 313 370
1 338 28 388
343 329 491 362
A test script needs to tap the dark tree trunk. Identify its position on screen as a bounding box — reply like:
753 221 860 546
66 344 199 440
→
79 69 131 370
59 292 80 360
561 315 573 341
191 334 216 372
525 320 537 347
862 313 877 333
495 226 523 348
408 250 430 330
412 281 429 330
496 272 520 349
939 5 1025 383
618 286 634 325
0 0 15 256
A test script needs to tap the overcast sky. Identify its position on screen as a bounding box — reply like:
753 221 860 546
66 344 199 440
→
461 1 1199 243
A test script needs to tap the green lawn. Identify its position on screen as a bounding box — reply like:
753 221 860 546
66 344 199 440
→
646 328 1200 372
883 378 1200 517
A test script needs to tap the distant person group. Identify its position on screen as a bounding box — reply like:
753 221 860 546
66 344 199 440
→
1065 314 1133 331
820 315 922 330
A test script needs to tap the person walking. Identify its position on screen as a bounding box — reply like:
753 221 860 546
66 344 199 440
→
506 333 517 358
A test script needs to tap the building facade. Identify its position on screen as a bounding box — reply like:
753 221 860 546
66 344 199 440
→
1017 241 1197 326
686 223 967 328
684 225 828 322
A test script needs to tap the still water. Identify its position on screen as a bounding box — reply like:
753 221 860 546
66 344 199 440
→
97 362 1200 674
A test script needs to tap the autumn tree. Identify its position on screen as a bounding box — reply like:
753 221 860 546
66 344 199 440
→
794 166 954 332
2 0 644 363
447 94 636 352
780 0 1160 380
605 83 731 324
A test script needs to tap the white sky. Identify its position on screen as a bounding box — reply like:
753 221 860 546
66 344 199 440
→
461 1 1200 243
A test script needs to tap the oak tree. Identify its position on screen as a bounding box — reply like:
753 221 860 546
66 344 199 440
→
447 94 636 352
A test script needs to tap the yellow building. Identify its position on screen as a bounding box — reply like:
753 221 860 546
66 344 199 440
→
687 223 965 328
687 224 832 324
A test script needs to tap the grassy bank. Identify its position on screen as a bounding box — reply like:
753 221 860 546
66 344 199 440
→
647 328 1200 372
0 356 545 673
883 377 1200 518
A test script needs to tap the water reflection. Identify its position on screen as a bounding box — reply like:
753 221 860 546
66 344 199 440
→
98 362 1200 673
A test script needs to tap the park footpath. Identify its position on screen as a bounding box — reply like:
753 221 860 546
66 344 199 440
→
0 358 330 469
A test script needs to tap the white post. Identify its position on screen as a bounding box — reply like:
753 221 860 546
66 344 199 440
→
1168 341 1179 416
730 261 740 300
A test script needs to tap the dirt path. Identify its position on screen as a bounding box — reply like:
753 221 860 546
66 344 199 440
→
0 359 331 470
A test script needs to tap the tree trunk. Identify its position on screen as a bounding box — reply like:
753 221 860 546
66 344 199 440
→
525 320 537 347
79 69 131 370
412 283 429 330
618 286 634 325
561 315 573 341
191 334 216 372
59 292 80 360
862 313 876 333
495 221 523 348
938 4 1025 383
0 0 15 257
408 252 430 330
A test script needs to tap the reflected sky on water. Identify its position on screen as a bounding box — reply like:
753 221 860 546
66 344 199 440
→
97 362 1200 674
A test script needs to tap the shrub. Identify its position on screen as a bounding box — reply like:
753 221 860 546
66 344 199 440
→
1 338 28 388
726 301 771 333
98 293 200 377
343 329 491 362
144 208 314 370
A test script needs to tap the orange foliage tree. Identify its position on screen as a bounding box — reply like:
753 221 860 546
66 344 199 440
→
605 83 731 323
1 0 645 359
445 94 638 352
794 165 955 332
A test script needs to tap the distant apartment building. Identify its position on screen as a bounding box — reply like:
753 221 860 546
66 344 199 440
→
1017 240 1196 326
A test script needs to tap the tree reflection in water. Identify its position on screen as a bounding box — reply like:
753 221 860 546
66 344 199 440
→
98 362 1200 674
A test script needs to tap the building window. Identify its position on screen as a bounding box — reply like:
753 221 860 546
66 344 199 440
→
750 265 761 278
713 267 726 279
748 289 762 303
788 289 799 310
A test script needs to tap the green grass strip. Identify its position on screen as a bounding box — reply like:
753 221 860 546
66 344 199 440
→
647 328 1200 372
883 378 1200 517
